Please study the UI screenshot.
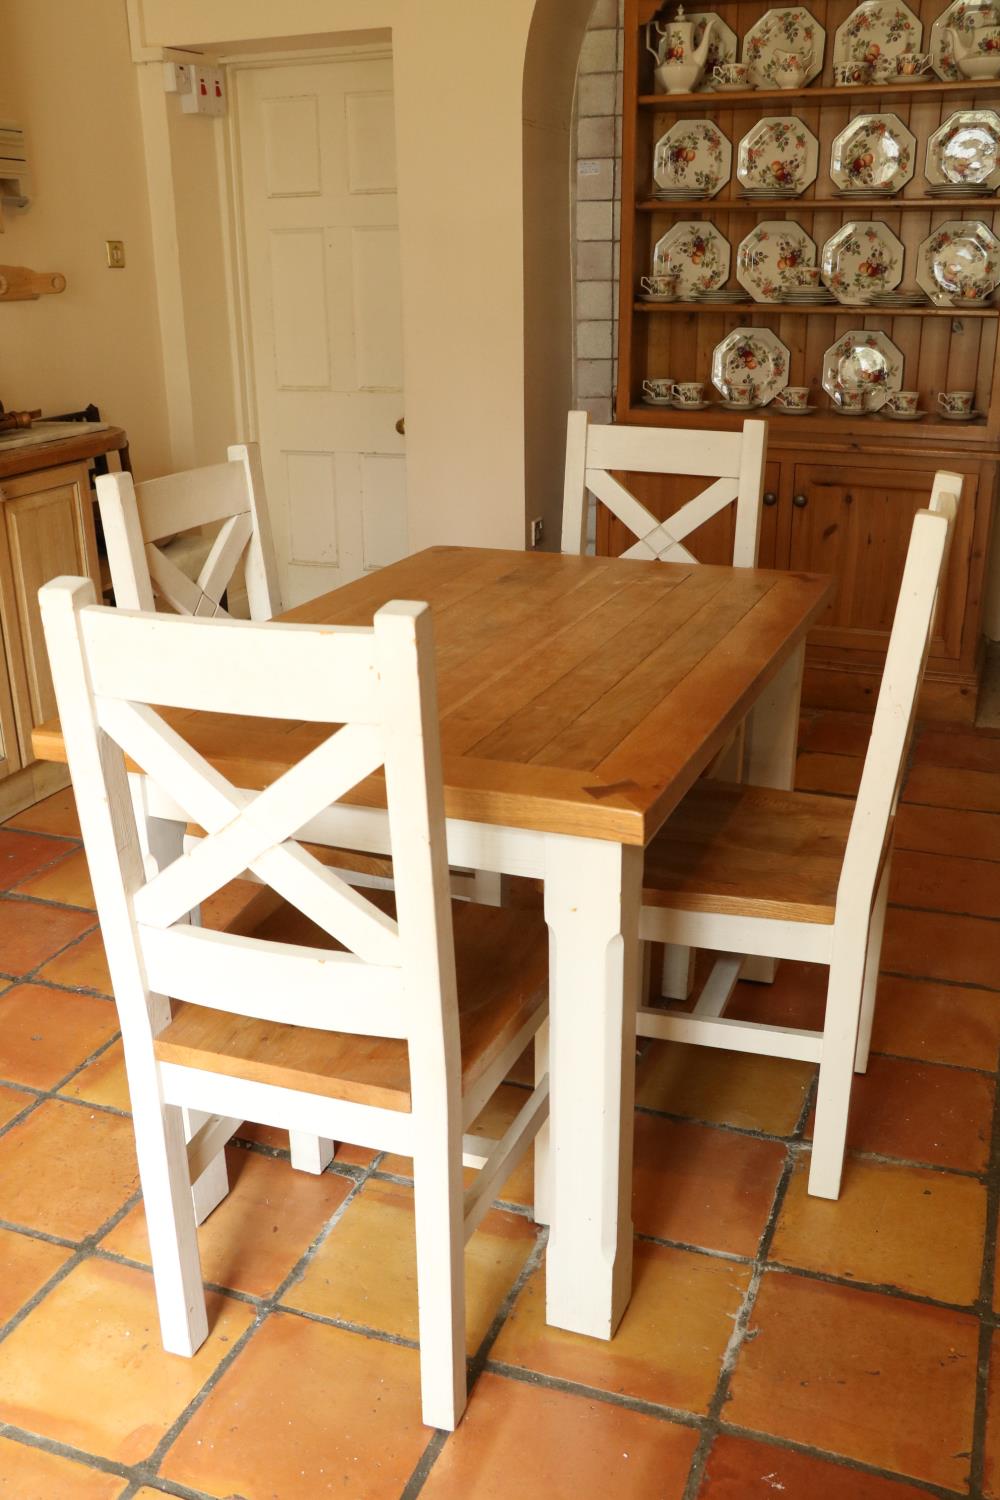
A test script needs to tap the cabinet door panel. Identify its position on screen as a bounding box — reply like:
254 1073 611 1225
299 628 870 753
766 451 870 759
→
789 464 974 660
596 460 779 568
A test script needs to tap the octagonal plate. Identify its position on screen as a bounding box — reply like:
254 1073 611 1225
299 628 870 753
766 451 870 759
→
711 327 791 405
926 109 1000 188
736 116 820 195
822 329 904 410
833 0 923 65
742 7 826 88
821 220 905 303
916 218 1000 303
653 120 732 197
653 221 732 296
830 113 916 194
736 221 819 302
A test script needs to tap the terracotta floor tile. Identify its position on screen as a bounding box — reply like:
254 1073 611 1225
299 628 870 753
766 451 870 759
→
794 751 862 796
334 1140 379 1167
805 1055 994 1172
13 848 95 909
882 907 1000 990
770 1155 986 1304
636 1040 815 1136
58 1039 131 1111
890 849 1000 920
726 1271 979 1489
797 711 873 758
6 787 80 838
492 1241 750 1412
0 829 75 891
0 899 94 978
632 1113 785 1257
724 963 827 1033
231 1119 288 1152
161 1311 429 1495
870 975 1000 1070
420 1372 698 1499
0 1434 123 1499
905 762 1000 813
0 1225 72 1325
698 1433 932 1499
895 803 1000 863
0 1099 138 1239
35 927 112 994
985 1330 1000 1499
0 1258 253 1466
283 1175 538 1354
103 1145 351 1298
0 984 117 1090
382 1083 537 1208
0 1083 37 1129
915 725 1000 774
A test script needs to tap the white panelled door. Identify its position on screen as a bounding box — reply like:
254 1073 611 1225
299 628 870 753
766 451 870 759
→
234 55 407 606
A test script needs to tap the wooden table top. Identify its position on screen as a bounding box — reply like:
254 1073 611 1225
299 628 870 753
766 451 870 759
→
33 546 832 846
0 425 128 482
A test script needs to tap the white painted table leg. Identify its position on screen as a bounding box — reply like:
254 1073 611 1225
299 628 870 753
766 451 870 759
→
742 641 806 984
129 774 229 1224
543 835 641 1339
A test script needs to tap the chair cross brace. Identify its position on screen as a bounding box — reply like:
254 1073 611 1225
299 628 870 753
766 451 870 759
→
146 512 254 618
586 469 740 564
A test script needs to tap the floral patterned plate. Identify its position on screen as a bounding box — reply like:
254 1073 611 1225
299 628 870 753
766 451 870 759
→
915 219 1000 303
833 0 923 65
653 221 732 297
931 0 1000 78
830 114 916 194
742 7 826 88
926 110 1000 189
736 117 820 195
736 221 819 302
711 327 791 406
654 121 732 198
821 221 905 304
821 329 904 411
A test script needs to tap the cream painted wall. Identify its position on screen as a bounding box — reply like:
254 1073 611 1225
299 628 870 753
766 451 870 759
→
0 0 172 480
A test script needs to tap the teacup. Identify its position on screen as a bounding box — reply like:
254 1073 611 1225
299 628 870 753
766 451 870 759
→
642 377 674 403
772 48 809 87
641 274 677 299
834 59 872 84
722 384 757 407
883 390 920 414
938 389 975 414
712 60 751 87
833 383 868 413
896 51 931 76
790 266 823 289
872 54 898 82
671 380 706 406
774 386 810 410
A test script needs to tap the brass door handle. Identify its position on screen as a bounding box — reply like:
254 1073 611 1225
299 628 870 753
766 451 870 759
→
395 417 405 436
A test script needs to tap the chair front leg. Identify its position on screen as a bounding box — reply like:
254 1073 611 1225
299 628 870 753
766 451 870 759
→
134 1091 208 1356
854 860 891 1075
532 1017 551 1226
808 941 868 1201
660 944 695 1001
289 1133 334 1173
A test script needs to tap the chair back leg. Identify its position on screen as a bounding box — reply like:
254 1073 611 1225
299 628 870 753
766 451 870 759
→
854 859 892 1076
412 1115 468 1429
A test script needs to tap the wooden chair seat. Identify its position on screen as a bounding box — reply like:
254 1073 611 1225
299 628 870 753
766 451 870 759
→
154 890 548 1112
642 781 856 925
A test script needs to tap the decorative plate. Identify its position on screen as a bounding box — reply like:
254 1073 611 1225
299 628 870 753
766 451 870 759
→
653 221 732 297
711 327 791 405
931 0 1000 78
833 0 923 65
926 110 1000 188
821 329 904 411
915 219 1000 303
821 221 905 304
830 114 916 194
653 121 732 197
736 221 819 302
736 117 820 195
689 11 740 84
742 8 826 88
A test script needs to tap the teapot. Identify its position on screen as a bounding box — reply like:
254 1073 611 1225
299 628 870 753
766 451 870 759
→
646 6 719 94
944 16 1000 78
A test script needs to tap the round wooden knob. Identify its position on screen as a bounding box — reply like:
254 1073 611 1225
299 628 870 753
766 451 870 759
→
395 417 405 436
793 493 808 509
763 491 777 506
50 274 66 293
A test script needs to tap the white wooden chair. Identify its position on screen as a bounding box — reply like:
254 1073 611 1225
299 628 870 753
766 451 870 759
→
634 471 960 1200
96 442 280 620
562 411 768 998
39 579 550 1431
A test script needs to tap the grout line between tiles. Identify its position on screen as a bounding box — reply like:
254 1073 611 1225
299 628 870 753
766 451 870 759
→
714 1419 969 1500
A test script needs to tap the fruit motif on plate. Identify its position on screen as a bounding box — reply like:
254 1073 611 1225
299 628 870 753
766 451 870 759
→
653 221 732 296
926 110 1000 187
829 114 915 194
833 0 923 66
711 327 791 406
736 117 820 194
653 121 732 197
821 221 905 304
736 221 819 302
915 219 1000 303
742 7 826 87
931 0 1000 79
821 329 904 411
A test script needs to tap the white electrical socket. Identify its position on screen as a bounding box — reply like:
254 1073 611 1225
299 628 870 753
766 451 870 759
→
162 61 192 94
180 64 226 116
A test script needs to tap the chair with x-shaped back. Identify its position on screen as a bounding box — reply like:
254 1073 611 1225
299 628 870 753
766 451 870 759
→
40 578 550 1431
96 442 280 621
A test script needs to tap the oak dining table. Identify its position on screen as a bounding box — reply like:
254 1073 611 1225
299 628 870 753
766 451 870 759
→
33 544 832 1342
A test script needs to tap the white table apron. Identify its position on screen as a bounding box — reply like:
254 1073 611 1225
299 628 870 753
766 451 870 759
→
125 635 806 1344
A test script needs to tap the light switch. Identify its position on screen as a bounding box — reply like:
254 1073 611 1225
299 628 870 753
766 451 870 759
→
106 240 125 269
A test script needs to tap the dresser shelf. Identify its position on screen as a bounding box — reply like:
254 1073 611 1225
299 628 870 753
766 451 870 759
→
637 197 1000 212
639 78 1000 110
635 300 999 317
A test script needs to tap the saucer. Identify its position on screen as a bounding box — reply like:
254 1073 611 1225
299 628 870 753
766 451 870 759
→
714 80 753 91
639 293 677 303
938 408 983 420
671 401 712 411
773 403 817 415
831 405 870 416
641 396 674 406
718 399 762 411
880 409 927 420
